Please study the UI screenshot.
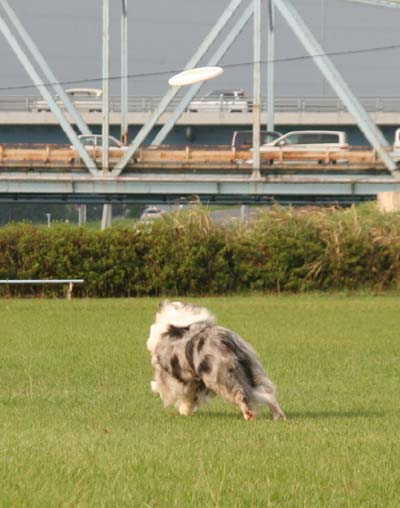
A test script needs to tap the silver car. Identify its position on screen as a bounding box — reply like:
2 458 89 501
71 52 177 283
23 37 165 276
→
188 89 250 113
35 88 103 113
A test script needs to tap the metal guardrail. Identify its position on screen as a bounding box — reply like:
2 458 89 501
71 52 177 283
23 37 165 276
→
1 96 400 113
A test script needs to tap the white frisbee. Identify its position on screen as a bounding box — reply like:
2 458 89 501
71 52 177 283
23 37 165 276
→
168 66 224 87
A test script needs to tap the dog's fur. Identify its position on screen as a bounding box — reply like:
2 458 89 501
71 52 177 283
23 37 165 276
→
147 301 286 421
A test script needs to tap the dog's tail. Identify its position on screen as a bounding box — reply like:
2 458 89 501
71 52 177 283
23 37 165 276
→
157 301 215 329
252 387 286 420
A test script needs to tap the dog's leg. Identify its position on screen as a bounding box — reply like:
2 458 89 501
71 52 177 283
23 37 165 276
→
205 381 256 421
237 394 256 421
176 399 194 416
150 380 158 394
253 389 286 420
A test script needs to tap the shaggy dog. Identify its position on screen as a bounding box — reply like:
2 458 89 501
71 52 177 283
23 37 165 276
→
147 301 286 421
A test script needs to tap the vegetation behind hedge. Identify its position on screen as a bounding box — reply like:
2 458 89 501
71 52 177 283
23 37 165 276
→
1 204 400 297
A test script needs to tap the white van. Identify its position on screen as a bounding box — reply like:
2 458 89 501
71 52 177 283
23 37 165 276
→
260 130 349 152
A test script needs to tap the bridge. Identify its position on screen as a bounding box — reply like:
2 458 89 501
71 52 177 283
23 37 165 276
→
0 143 396 205
0 96 399 149
1 0 400 217
1 96 400 128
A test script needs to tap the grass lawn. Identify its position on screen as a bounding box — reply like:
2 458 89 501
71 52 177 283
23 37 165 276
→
1 296 399 508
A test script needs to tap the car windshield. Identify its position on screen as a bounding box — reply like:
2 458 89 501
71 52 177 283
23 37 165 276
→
79 136 121 148
205 90 243 99
284 133 340 145
235 131 281 147
80 137 95 146
96 137 121 147
66 88 102 98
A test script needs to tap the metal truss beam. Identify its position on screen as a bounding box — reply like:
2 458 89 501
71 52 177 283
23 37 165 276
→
0 0 91 137
266 0 275 131
0 13 98 175
1 173 400 202
345 0 400 7
101 0 112 230
121 0 128 145
151 1 254 147
252 0 261 179
102 0 110 174
111 0 245 176
272 0 398 175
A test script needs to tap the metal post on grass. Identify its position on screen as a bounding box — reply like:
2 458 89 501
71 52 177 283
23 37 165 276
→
67 282 74 300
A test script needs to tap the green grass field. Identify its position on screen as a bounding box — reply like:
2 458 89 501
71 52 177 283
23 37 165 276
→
1 296 399 508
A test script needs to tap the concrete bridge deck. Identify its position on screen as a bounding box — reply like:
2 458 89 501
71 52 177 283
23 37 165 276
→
1 111 400 127
1 96 400 126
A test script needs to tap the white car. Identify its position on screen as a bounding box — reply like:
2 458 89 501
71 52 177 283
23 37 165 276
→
188 89 250 113
35 88 103 112
70 135 136 162
393 128 400 151
260 130 349 152
71 135 126 152
140 206 166 222
232 129 282 149
391 128 400 161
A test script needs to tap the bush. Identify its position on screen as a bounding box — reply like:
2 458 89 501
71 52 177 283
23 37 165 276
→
1 204 400 297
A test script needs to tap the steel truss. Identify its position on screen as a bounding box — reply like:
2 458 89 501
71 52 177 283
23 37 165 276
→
0 0 398 180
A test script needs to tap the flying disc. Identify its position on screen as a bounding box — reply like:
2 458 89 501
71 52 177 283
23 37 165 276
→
168 66 224 86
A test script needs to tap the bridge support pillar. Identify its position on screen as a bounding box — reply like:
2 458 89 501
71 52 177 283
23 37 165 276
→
101 204 112 230
377 192 400 212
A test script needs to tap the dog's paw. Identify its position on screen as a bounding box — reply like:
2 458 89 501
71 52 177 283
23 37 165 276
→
177 401 194 416
150 381 158 394
243 409 256 421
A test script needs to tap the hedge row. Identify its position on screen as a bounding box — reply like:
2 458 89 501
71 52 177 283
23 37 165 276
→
1 205 400 297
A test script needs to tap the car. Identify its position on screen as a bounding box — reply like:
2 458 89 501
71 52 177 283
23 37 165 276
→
260 130 349 152
70 134 136 162
231 129 282 149
140 206 166 222
35 88 103 112
71 134 126 152
389 128 400 162
393 128 400 151
188 89 250 113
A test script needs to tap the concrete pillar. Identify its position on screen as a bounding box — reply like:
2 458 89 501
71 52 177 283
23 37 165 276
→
101 203 112 229
377 192 400 212
78 204 87 226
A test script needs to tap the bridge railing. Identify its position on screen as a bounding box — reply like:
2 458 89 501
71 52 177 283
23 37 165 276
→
1 96 400 113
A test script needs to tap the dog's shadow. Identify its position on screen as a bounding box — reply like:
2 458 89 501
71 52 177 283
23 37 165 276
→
288 409 393 420
194 408 394 421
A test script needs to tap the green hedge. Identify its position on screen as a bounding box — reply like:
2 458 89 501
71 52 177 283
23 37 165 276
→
1 205 400 296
